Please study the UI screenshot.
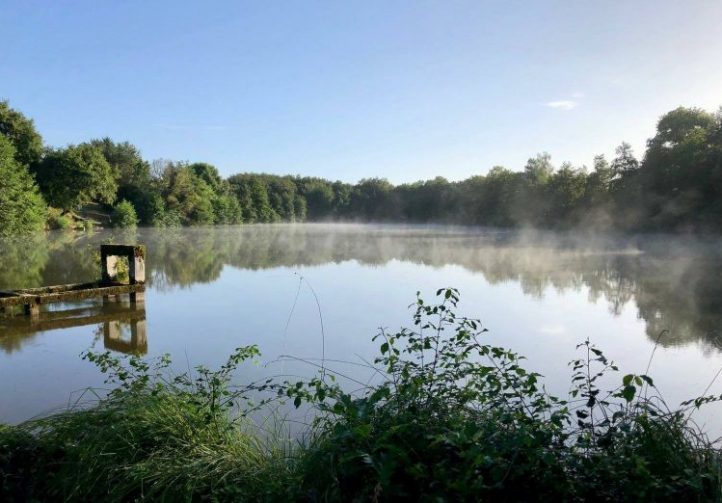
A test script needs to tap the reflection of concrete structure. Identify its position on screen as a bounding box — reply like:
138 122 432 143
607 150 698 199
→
0 301 148 355
0 245 145 318
103 317 147 354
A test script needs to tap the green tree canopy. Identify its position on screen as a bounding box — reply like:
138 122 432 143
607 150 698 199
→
0 135 47 236
299 178 335 219
160 163 216 225
35 144 118 210
524 152 554 186
89 138 151 188
638 107 721 228
547 163 587 225
0 100 44 168
228 174 279 223
351 178 397 220
190 162 223 192
89 138 156 223
611 142 639 179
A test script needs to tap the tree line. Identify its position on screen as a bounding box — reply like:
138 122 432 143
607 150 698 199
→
1 99 720 235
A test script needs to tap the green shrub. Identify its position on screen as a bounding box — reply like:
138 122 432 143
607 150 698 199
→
46 208 72 230
110 199 138 228
283 289 722 501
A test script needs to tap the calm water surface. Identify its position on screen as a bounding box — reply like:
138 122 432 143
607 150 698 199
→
2 224 722 429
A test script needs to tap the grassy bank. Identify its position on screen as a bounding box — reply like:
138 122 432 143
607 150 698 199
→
2 289 722 501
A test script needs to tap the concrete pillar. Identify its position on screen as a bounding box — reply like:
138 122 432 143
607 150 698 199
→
106 320 121 342
130 291 145 305
103 295 119 305
24 303 40 318
129 254 145 284
132 320 148 353
102 255 118 283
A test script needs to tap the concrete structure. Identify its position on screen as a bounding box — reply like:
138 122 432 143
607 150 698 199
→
0 245 146 318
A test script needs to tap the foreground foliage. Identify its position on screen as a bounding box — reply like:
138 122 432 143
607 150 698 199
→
2 289 722 501
288 289 722 501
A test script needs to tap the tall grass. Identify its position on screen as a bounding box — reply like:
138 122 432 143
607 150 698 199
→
0 349 297 501
2 288 722 501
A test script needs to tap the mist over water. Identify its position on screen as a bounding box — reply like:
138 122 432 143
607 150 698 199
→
2 224 722 429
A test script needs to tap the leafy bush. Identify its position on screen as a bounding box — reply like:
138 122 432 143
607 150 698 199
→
283 289 722 501
46 207 72 230
110 199 138 228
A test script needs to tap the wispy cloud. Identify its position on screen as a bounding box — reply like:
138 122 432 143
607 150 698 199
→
545 100 578 110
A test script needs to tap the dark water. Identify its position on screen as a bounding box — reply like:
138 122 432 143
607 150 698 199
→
2 224 722 429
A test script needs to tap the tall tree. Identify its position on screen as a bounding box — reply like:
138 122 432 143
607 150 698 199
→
298 178 335 219
188 162 241 224
350 178 397 220
266 177 298 221
89 138 155 223
35 144 117 210
611 142 639 180
190 162 223 191
583 155 613 212
0 136 47 236
524 152 554 185
160 163 216 225
547 163 587 226
639 107 719 229
0 100 44 169
89 138 151 187
228 174 279 223
519 153 554 225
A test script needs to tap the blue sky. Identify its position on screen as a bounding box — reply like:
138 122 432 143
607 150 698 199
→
3 1 721 183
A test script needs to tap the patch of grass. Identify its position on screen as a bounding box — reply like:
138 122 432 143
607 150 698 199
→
2 288 722 501
0 350 296 501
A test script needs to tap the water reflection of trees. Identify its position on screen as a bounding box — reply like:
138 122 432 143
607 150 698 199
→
1 225 721 350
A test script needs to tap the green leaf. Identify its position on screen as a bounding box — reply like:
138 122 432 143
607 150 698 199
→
621 385 636 402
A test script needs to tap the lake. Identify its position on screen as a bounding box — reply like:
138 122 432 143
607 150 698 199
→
2 224 722 430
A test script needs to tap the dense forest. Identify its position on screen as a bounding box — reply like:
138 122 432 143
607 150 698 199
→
1 99 720 236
